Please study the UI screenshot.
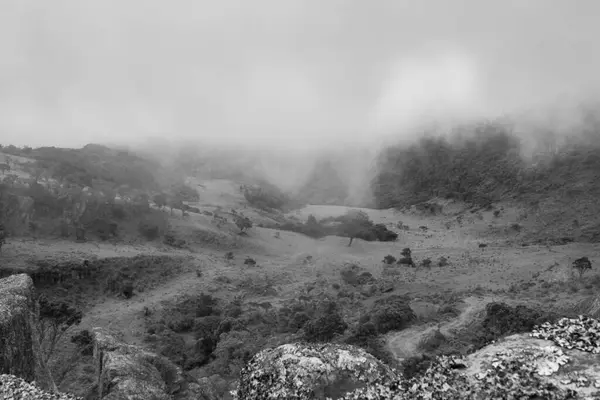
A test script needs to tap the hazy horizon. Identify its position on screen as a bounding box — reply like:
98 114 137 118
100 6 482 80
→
1 1 600 150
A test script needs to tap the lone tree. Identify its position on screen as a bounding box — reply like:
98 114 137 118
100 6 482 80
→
235 214 253 234
339 209 373 247
398 248 415 267
573 257 592 279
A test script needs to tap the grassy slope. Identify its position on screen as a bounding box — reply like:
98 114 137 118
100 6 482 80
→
3 142 600 397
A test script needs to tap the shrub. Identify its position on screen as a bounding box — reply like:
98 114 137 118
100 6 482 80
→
171 183 199 202
303 301 348 342
163 232 186 248
138 220 160 240
193 315 223 340
243 183 289 211
397 257 414 267
383 255 397 264
371 295 416 334
70 329 94 356
347 321 377 345
371 223 398 241
471 302 559 349
122 280 134 299
209 330 259 376
288 312 310 331
273 218 333 239
401 354 435 379
340 264 373 286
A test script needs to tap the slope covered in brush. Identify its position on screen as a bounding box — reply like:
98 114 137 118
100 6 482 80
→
371 118 600 242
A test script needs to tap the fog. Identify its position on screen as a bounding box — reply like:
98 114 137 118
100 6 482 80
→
1 0 600 152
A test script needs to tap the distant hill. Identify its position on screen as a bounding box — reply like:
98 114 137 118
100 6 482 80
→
371 118 600 243
296 159 349 206
28 144 161 189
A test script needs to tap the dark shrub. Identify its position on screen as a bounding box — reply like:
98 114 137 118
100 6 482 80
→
195 293 218 317
383 255 397 264
193 315 223 340
288 312 310 331
371 223 398 241
164 314 195 333
303 301 348 342
71 329 94 356
152 330 188 367
122 280 134 299
138 220 160 240
340 264 374 286
468 302 560 349
163 232 186 248
371 295 416 334
401 354 435 379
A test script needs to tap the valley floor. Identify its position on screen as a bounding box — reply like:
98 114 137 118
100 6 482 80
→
1 178 599 397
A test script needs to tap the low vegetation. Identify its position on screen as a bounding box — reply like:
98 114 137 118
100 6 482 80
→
2 116 600 399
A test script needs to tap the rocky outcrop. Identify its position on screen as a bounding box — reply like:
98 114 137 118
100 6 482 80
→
93 328 218 400
0 274 67 397
0 274 36 381
234 316 600 399
233 343 399 400
0 374 81 400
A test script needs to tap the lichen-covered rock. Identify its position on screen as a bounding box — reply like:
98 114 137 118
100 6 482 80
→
92 328 217 400
232 342 399 399
0 274 36 381
0 374 82 399
234 316 600 399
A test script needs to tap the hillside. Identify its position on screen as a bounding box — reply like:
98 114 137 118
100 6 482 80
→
371 119 600 245
0 139 599 399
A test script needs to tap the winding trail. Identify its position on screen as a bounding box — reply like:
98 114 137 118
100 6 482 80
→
386 296 493 362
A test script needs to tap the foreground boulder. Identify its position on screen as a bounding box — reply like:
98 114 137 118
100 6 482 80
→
0 374 81 400
232 342 398 399
234 316 600 399
93 328 219 400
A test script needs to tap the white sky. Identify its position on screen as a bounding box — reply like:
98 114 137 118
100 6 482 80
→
1 0 599 149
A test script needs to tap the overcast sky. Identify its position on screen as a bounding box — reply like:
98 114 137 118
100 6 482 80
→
1 0 599 149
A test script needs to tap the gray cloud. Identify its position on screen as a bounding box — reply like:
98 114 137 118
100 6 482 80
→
1 0 599 148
